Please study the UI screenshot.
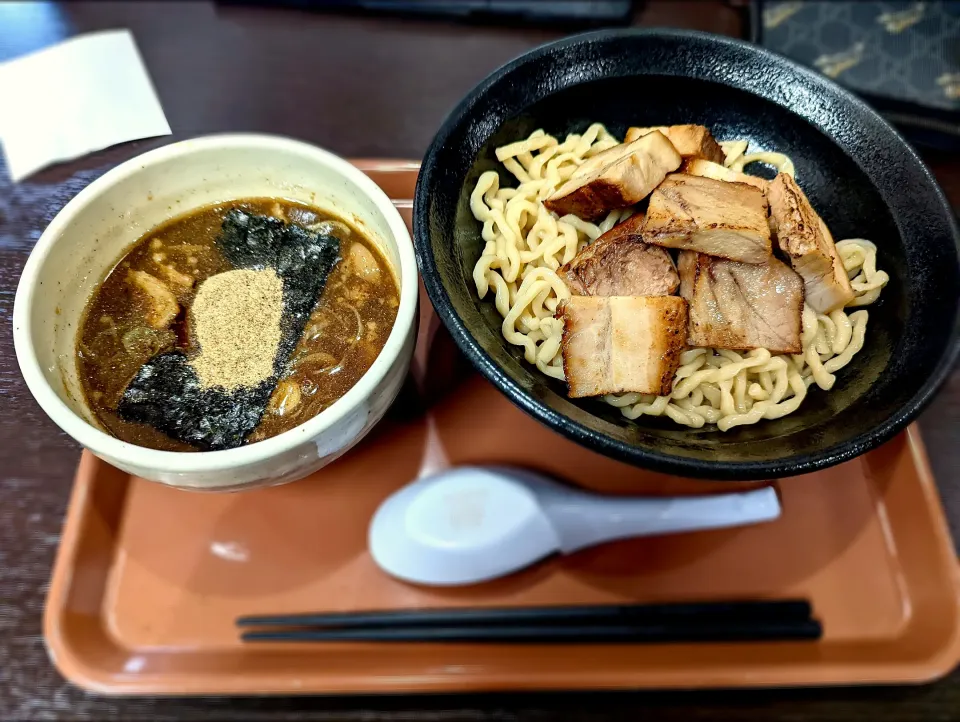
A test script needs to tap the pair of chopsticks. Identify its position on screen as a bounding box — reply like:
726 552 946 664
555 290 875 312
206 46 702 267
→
237 599 821 643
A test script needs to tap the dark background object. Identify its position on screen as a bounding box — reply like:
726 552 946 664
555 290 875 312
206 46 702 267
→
751 0 960 151
218 0 635 27
415 29 960 480
2 1 960 719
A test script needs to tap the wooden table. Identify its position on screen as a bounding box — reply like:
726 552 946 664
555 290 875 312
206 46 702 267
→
1 2 957 719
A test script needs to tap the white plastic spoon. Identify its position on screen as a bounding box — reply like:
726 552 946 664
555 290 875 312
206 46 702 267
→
369 466 780 586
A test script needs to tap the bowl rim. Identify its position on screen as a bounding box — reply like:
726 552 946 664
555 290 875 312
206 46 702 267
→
13 133 419 474
413 27 960 479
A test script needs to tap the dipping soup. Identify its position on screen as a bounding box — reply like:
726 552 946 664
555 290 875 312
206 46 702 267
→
76 198 399 452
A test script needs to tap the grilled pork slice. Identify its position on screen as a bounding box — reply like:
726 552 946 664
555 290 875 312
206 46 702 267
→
640 174 772 263
678 252 803 354
126 270 179 329
680 158 768 192
768 173 854 313
544 132 682 221
624 125 726 164
559 214 679 297
560 295 688 398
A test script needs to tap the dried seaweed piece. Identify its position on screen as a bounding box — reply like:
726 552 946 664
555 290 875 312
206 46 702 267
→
118 351 273 451
218 209 342 368
117 211 342 450
216 209 287 269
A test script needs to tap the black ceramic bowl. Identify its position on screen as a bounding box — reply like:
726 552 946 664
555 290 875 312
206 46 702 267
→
413 29 960 480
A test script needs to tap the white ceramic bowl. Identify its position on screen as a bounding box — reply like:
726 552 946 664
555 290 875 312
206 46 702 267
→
13 135 418 490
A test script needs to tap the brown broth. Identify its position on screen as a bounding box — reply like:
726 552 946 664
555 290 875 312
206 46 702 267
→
76 198 399 452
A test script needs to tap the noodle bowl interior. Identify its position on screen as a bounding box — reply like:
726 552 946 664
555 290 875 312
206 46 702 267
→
470 124 889 431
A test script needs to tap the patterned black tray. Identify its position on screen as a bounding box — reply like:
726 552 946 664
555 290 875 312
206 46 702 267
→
751 1 960 150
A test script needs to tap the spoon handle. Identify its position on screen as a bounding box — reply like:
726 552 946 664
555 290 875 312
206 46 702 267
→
542 486 781 553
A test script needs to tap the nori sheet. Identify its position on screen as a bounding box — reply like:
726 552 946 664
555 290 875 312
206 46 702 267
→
118 352 274 451
117 210 341 451
217 209 342 369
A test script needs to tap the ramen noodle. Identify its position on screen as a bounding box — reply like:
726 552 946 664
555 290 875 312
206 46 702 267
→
469 126 889 430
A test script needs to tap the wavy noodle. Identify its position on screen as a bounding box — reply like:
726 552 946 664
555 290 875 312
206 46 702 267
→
470 127 889 430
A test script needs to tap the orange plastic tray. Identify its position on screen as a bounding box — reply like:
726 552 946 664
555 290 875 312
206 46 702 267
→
44 162 960 695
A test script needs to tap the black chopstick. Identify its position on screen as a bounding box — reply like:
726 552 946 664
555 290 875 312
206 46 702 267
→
237 599 811 627
237 599 812 629
238 599 820 644
240 619 822 644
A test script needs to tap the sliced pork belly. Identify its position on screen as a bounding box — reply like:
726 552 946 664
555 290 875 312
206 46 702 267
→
559 214 679 297
624 125 726 164
640 173 772 263
560 295 688 398
678 252 804 354
768 173 854 313
126 270 178 330
680 158 768 192
544 131 682 221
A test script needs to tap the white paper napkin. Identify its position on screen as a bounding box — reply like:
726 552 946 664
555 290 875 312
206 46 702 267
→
0 29 171 182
